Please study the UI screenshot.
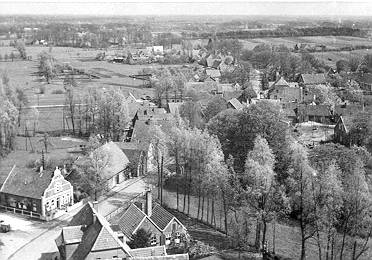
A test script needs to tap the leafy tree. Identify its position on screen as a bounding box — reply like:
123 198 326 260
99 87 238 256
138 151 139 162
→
38 133 54 153
336 60 350 73
179 101 204 129
287 141 317 260
208 101 289 176
127 228 152 249
203 96 227 122
38 51 56 83
348 112 372 147
242 136 289 250
15 41 27 60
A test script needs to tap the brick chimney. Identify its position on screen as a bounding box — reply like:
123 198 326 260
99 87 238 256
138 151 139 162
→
145 190 152 217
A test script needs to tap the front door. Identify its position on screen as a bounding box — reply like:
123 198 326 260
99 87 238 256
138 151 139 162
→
56 198 60 209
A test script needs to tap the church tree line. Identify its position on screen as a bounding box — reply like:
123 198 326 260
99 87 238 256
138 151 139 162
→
151 101 372 260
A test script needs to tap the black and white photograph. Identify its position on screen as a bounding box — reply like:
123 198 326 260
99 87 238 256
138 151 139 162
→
0 0 372 259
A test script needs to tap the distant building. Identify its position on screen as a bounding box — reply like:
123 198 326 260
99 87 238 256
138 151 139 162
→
299 73 328 86
0 166 73 220
76 142 130 190
268 77 302 103
296 104 332 124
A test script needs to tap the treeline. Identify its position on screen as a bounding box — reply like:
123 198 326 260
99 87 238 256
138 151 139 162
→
197 26 364 39
152 101 372 259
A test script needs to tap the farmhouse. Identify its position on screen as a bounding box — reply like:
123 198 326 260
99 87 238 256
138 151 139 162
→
296 104 332 124
0 166 73 220
112 191 188 248
115 142 148 178
76 142 130 190
299 73 328 85
268 77 303 103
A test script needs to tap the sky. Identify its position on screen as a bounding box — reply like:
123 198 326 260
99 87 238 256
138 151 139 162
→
0 0 372 16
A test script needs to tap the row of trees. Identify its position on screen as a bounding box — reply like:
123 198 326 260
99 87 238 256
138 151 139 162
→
150 101 372 259
0 72 28 156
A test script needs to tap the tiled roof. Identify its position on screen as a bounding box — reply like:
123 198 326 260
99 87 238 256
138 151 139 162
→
68 203 94 227
62 226 84 244
298 104 331 117
150 204 175 231
117 204 147 238
301 73 327 85
0 165 53 199
130 245 166 258
67 202 132 259
228 98 244 110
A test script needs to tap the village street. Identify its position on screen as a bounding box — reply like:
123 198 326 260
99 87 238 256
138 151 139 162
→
3 176 149 260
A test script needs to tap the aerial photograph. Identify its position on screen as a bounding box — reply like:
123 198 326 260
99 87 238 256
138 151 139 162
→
0 0 371 259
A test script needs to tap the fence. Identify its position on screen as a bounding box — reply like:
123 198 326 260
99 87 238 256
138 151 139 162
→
0 205 41 219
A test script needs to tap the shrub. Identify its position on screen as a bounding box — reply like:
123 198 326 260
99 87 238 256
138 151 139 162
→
188 240 217 259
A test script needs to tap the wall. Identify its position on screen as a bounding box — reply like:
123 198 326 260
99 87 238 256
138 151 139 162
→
85 248 128 260
137 217 163 246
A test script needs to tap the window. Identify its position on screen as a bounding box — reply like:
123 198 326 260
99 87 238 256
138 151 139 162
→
172 222 177 232
150 236 157 246
55 182 61 193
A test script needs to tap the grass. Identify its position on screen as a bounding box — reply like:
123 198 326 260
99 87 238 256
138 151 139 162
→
160 188 372 260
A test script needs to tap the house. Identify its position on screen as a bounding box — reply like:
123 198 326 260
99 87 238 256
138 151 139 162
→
296 104 332 124
56 202 172 260
334 116 353 146
115 142 148 177
112 190 188 248
227 98 244 110
268 77 303 103
153 46 164 55
81 142 130 190
56 202 186 260
299 73 327 86
0 166 73 220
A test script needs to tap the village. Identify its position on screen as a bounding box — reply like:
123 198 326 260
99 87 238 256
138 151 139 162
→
1 6 372 260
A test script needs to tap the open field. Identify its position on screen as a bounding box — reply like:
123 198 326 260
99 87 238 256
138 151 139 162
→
239 36 372 50
313 49 372 67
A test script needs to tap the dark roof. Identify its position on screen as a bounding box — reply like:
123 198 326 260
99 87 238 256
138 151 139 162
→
69 203 94 227
301 73 327 85
150 204 175 231
0 165 53 199
334 104 364 116
116 204 146 238
299 105 331 117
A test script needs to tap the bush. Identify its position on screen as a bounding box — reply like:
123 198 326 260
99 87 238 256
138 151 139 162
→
188 240 217 259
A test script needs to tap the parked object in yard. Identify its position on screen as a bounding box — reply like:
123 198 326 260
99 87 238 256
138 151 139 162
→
0 220 11 232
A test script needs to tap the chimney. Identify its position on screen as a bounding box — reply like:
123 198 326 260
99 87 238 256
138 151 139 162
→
145 190 152 217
